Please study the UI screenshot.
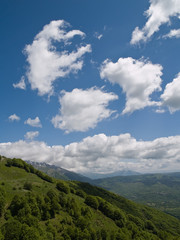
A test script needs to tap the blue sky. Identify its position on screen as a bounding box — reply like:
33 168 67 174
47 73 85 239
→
1 0 180 175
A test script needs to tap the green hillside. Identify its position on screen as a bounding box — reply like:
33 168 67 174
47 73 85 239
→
28 161 180 219
93 173 180 219
0 156 180 240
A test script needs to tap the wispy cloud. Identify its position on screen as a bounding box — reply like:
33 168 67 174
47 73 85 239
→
24 117 42 128
8 114 20 122
52 87 118 133
155 108 165 114
24 20 91 96
163 29 180 39
131 0 180 44
13 76 26 90
94 32 103 40
24 131 39 140
100 57 163 114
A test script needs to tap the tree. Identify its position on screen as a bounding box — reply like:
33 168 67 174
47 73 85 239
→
101 228 108 240
56 181 70 194
84 195 99 210
20 224 40 240
5 159 13 167
98 200 114 219
76 216 88 230
27 194 41 219
46 222 57 239
9 195 26 216
35 170 53 183
0 230 4 240
0 188 5 217
145 220 158 234
23 182 33 191
1 219 22 240
75 190 86 198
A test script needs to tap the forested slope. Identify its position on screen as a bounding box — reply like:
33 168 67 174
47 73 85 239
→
93 173 180 219
0 156 180 240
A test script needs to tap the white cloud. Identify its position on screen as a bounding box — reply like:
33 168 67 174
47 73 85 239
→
24 131 39 140
24 20 91 96
24 117 42 128
131 27 146 45
161 73 180 113
100 57 163 114
8 114 20 122
155 108 165 114
163 28 180 39
0 133 180 174
94 32 103 40
97 34 103 40
131 0 180 44
13 76 26 90
52 87 118 133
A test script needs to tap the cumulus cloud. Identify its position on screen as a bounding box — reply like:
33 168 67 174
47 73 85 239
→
131 0 180 44
24 20 91 96
13 76 26 90
163 28 180 39
8 114 20 122
24 117 42 128
24 131 39 140
161 73 180 113
52 87 118 133
0 133 180 174
100 57 163 114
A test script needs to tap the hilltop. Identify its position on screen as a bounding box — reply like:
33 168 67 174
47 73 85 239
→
0 156 180 239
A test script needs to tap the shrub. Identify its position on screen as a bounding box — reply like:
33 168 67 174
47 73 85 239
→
23 182 33 191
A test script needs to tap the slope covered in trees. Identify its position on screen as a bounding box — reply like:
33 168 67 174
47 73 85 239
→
28 160 180 219
0 156 180 240
93 173 180 219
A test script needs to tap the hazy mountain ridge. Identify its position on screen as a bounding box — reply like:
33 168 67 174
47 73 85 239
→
83 170 140 179
27 161 139 180
27 161 92 182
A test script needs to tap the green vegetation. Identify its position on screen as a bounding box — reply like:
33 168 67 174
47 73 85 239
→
6 158 53 183
93 173 180 219
32 162 180 219
0 156 180 239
